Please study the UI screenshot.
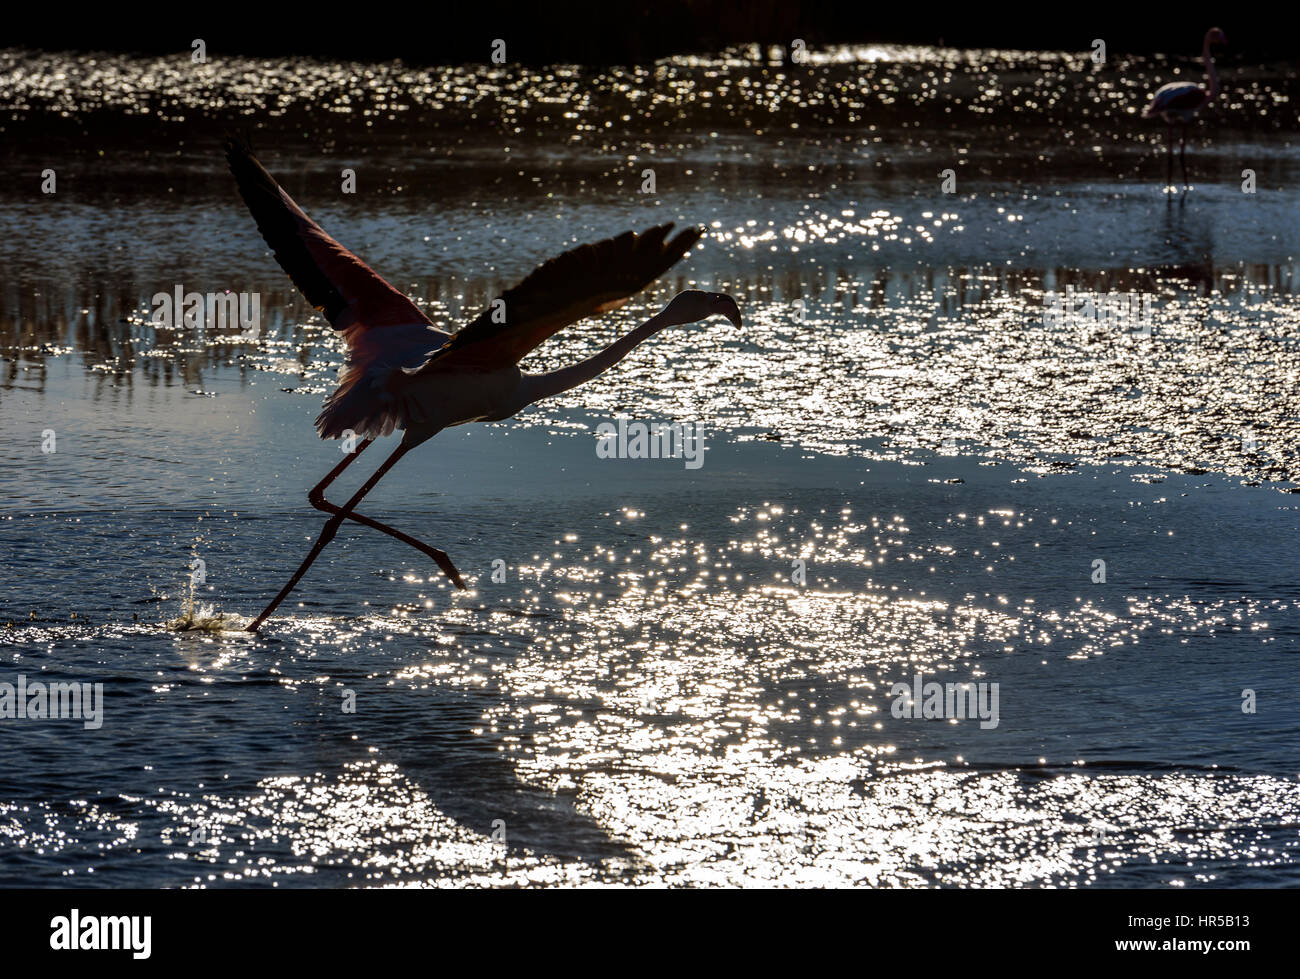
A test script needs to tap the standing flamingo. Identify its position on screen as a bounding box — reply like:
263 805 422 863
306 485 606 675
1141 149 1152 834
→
1141 27 1227 189
224 138 741 631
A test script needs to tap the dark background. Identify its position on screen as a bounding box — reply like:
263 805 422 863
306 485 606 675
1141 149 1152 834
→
3 1 1269 63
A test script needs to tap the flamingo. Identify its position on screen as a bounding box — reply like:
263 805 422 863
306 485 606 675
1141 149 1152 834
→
1141 27 1227 189
224 138 742 631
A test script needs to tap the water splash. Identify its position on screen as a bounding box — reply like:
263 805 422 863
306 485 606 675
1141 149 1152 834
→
166 602 247 633
166 543 248 632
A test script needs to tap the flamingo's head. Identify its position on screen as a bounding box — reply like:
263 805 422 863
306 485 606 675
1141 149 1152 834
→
661 290 743 329
1207 27 1227 47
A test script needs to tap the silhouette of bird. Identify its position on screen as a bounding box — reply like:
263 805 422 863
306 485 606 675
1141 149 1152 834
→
1142 27 1227 189
224 138 741 631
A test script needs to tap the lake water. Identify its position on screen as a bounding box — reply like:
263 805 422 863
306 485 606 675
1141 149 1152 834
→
2 44 1298 887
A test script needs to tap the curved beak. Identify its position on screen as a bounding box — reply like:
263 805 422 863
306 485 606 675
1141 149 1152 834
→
712 293 743 329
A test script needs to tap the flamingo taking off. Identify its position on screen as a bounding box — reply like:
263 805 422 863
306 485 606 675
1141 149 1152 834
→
1141 27 1227 189
224 138 741 631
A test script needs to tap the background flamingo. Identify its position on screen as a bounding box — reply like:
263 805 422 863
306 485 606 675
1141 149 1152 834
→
1141 27 1227 188
225 138 741 631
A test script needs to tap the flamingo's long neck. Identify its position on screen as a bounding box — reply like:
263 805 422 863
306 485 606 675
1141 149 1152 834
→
1203 35 1220 102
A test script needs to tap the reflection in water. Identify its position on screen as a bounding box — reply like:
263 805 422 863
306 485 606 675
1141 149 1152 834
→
5 262 1299 486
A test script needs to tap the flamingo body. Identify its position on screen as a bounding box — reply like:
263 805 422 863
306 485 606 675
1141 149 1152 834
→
1142 82 1211 123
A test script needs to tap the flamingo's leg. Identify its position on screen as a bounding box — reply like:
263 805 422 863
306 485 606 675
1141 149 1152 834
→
1165 125 1174 190
247 441 413 632
308 497 465 590
300 438 463 587
307 436 375 499
305 437 464 589
1179 126 1189 188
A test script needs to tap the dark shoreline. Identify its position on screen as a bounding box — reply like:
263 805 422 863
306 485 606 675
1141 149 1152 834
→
3 1 1272 64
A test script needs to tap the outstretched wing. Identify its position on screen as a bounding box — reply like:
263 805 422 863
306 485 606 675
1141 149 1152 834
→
421 223 703 371
224 136 442 341
226 137 453 442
